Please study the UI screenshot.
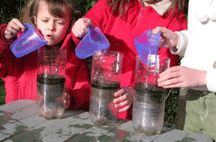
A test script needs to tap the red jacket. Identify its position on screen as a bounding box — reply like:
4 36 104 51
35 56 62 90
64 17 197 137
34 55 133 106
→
0 24 90 110
72 0 187 119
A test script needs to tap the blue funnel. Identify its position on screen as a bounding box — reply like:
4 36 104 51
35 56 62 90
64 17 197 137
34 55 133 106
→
134 30 161 64
75 26 110 59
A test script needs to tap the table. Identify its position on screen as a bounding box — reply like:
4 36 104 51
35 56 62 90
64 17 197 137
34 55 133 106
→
0 100 213 142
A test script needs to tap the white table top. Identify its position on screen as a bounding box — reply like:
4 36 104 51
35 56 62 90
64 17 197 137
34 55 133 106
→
0 100 213 142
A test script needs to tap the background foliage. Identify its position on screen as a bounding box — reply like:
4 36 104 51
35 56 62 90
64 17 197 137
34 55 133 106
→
0 0 181 128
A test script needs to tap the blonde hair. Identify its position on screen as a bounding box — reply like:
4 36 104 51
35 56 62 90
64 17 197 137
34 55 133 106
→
107 0 188 18
20 0 75 26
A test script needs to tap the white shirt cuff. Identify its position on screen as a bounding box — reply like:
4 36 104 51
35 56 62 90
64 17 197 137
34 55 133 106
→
170 30 188 57
206 68 216 92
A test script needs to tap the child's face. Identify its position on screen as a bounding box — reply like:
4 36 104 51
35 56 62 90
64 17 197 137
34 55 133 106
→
34 0 70 47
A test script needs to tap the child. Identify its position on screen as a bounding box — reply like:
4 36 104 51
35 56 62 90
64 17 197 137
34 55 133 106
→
0 0 90 110
153 0 216 140
71 0 187 119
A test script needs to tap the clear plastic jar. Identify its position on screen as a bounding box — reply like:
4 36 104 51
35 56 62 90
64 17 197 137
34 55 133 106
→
132 55 170 135
133 84 167 135
89 80 120 126
89 51 122 126
37 48 67 119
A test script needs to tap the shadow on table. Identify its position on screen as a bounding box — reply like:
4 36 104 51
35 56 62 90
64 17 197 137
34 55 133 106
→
62 110 85 118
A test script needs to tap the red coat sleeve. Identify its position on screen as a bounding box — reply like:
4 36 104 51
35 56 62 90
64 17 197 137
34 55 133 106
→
0 24 14 53
71 33 81 45
61 33 91 110
0 24 15 78
67 59 91 110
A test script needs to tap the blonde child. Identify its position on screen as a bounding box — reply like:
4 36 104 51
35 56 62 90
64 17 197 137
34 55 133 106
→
153 0 216 140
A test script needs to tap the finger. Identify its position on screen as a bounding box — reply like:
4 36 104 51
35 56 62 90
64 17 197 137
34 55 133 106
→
114 89 124 97
72 28 84 38
62 92 70 108
73 25 84 36
158 77 183 87
11 18 25 31
9 24 20 32
75 19 89 31
152 27 161 34
64 101 70 109
152 27 168 35
119 105 130 112
84 18 92 26
161 83 182 88
119 99 129 107
80 20 88 29
113 95 127 105
72 29 80 37
10 28 19 35
63 98 70 109
64 94 70 100
159 66 180 78
6 22 23 36
158 71 180 83
4 28 18 39
74 25 88 38
159 37 164 48
158 27 171 35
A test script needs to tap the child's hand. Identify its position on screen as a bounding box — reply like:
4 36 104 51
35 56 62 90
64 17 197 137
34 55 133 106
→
152 27 178 49
71 18 92 38
113 87 136 112
63 92 70 109
4 18 25 40
158 66 207 88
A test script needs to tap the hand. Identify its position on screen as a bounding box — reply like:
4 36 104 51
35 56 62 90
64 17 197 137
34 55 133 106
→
152 27 178 49
62 92 70 109
71 18 92 38
4 18 25 40
158 66 207 88
113 87 136 112
54 92 70 109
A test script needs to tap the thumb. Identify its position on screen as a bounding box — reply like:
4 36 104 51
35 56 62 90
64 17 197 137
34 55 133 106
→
152 27 162 34
152 27 169 35
84 18 92 27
